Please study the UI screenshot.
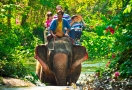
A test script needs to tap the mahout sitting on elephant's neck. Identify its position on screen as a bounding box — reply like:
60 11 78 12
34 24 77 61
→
47 35 74 44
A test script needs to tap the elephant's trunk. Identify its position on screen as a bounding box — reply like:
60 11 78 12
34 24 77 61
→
53 53 68 86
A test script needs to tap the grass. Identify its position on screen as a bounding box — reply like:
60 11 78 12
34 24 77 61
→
81 58 110 73
83 58 110 64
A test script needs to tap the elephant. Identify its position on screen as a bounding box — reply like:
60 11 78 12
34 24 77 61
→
34 36 88 86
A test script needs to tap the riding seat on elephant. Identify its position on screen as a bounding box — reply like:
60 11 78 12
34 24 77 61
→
34 36 88 86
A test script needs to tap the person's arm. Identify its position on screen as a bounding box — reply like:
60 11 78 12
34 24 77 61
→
44 22 47 28
49 19 57 38
70 21 75 26
81 20 86 27
50 30 57 38
65 28 70 36
64 19 71 36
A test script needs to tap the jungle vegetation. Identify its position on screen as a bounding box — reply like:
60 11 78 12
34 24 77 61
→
0 0 132 79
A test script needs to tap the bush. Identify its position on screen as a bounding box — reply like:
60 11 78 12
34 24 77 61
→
0 24 41 78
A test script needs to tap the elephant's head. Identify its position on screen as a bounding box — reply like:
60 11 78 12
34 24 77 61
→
35 37 88 86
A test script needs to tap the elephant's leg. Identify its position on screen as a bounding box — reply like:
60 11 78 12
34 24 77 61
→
36 61 48 83
42 70 57 85
67 64 81 85
35 45 57 85
53 53 68 86
36 63 57 85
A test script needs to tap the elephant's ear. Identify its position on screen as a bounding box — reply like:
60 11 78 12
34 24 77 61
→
71 45 88 70
34 44 50 72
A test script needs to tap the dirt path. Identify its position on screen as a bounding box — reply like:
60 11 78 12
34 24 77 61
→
1 77 35 87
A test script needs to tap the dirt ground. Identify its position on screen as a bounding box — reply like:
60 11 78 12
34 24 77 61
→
0 77 35 87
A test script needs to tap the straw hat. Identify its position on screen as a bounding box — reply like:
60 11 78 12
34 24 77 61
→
71 14 83 22
76 14 83 22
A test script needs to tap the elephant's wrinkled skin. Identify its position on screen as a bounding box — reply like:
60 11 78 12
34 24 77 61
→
34 37 88 86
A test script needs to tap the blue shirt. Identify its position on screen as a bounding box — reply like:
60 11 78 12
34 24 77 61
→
49 18 71 34
71 22 82 31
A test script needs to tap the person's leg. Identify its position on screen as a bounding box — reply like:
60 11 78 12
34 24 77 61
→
77 31 80 40
69 30 75 40
77 31 82 45
48 30 51 35
47 35 53 42
75 31 79 45
78 31 82 40
75 31 78 41
68 37 75 44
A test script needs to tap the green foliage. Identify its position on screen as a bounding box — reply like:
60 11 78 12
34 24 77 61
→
79 0 132 79
32 26 44 43
0 59 28 78
81 29 116 59
95 67 105 77
120 60 132 78
0 22 41 78
0 0 132 79
25 72 39 85
123 0 132 13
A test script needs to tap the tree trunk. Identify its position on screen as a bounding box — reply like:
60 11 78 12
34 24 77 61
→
21 0 32 26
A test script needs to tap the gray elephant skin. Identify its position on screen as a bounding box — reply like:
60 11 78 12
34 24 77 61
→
34 37 88 86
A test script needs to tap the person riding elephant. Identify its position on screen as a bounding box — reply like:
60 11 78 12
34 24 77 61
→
34 36 88 86
47 10 74 44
